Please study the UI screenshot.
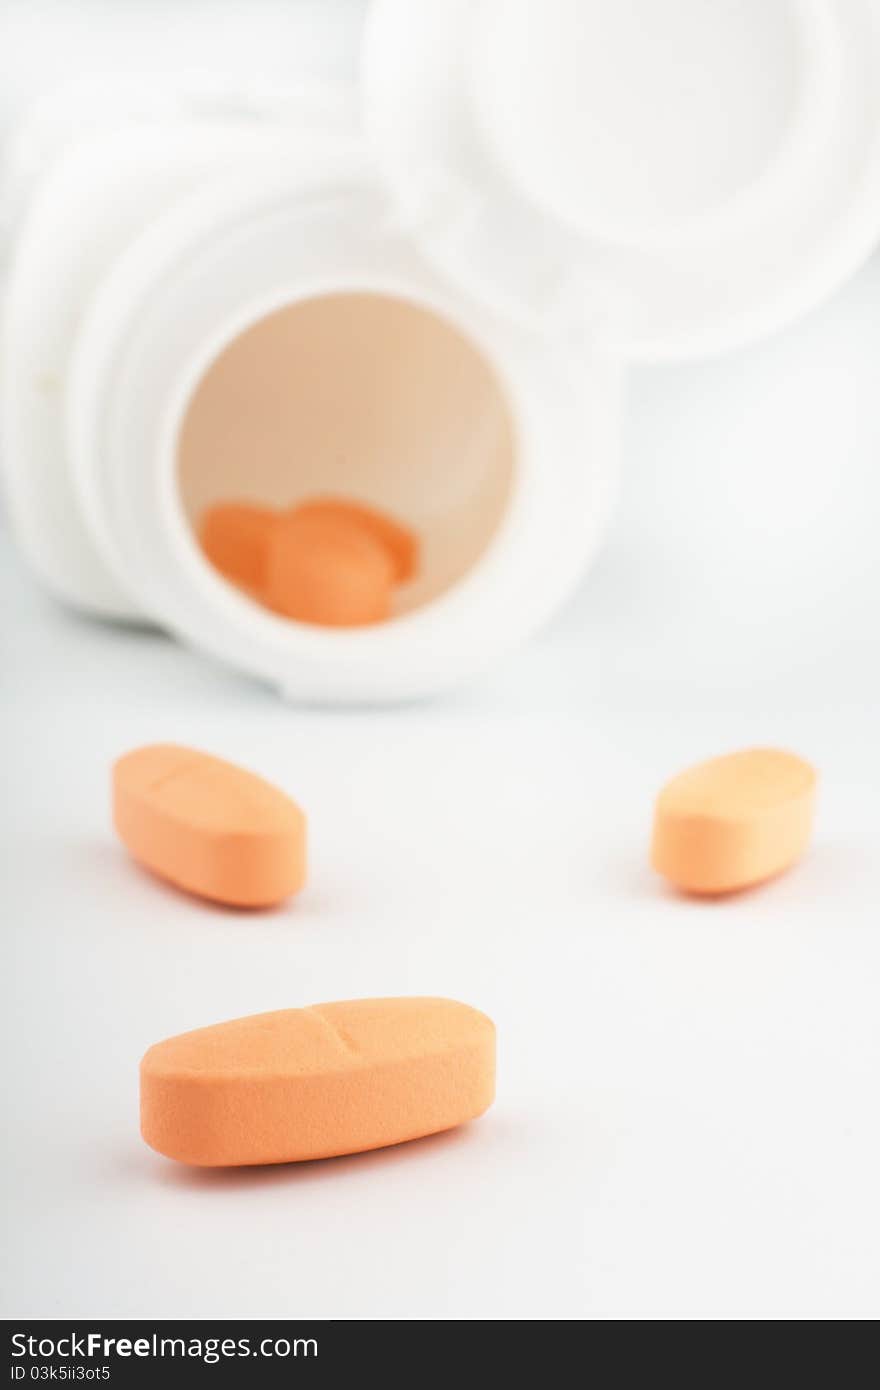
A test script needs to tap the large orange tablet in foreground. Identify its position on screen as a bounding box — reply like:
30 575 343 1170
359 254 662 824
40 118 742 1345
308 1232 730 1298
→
113 744 306 907
651 747 816 895
141 998 496 1166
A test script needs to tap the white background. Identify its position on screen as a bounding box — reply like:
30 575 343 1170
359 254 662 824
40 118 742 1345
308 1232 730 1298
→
2 0 879 1321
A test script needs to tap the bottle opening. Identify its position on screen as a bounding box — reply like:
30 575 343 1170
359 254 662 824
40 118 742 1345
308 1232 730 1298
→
177 292 515 626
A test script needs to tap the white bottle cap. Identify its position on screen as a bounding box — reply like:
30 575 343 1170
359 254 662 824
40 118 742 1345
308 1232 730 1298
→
364 0 880 357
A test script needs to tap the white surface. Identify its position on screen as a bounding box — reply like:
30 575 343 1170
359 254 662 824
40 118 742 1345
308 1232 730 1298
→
3 0 880 1324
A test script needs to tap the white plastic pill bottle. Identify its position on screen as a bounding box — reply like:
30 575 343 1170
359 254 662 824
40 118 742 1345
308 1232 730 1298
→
4 0 880 701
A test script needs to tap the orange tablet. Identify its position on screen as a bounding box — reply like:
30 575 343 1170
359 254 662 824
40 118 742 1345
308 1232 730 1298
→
141 998 496 1165
651 747 816 895
288 497 419 585
113 744 306 907
264 511 395 627
199 501 275 591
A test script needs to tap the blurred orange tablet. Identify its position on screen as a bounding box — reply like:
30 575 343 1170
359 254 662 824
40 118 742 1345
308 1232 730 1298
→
113 744 306 907
651 747 816 895
199 501 275 590
141 997 496 1166
289 497 419 584
265 511 395 627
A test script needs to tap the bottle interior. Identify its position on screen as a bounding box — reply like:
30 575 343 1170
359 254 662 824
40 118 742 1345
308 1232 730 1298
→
177 292 516 620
